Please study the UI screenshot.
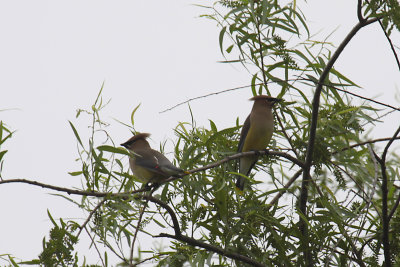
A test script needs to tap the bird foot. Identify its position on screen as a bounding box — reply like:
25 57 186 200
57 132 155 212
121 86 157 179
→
150 182 160 190
143 183 153 191
251 149 261 156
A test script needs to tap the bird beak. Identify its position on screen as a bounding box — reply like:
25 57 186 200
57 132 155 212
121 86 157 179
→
121 143 128 148
270 98 282 105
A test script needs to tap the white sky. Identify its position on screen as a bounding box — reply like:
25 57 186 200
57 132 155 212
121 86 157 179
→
0 0 399 265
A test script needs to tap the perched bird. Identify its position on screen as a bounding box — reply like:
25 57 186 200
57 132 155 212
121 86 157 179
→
121 133 186 186
236 95 281 191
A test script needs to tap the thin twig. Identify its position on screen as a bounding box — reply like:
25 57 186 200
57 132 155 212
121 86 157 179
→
84 226 106 267
269 169 303 206
129 189 155 265
77 198 108 238
354 145 380 244
255 13 268 87
377 16 400 71
309 79 400 112
276 114 299 158
333 137 400 155
131 253 167 267
159 84 257 113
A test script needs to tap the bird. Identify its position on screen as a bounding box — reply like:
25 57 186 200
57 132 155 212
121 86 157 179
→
121 133 187 186
236 95 281 191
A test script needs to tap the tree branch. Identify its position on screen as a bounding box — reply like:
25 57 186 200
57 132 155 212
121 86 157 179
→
77 198 108 238
298 13 380 266
377 15 400 72
0 149 303 199
375 124 400 266
0 178 148 197
129 189 156 265
333 136 400 155
300 78 400 112
157 233 266 267
142 194 266 266
187 149 304 174
268 169 303 206
141 195 181 237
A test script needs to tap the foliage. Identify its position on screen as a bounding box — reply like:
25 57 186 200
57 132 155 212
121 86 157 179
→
1 0 400 266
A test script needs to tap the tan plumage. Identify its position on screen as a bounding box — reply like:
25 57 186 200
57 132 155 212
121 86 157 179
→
236 95 281 191
121 133 186 185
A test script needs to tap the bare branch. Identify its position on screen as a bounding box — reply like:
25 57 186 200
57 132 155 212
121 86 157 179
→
129 188 156 265
141 195 181 237
301 78 400 112
333 136 400 155
269 169 302 206
77 198 108 238
0 178 148 197
159 84 256 113
84 226 107 267
377 17 400 71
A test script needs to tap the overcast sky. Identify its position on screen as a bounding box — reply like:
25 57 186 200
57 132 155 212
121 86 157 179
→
1 0 399 265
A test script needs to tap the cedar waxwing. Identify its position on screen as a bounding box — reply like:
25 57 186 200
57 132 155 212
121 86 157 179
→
121 133 186 185
236 95 281 191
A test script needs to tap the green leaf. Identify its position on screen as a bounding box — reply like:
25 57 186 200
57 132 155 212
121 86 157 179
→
226 44 234 53
0 150 7 162
130 103 141 128
68 121 84 148
219 26 227 55
8 256 19 267
97 145 131 156
68 171 83 176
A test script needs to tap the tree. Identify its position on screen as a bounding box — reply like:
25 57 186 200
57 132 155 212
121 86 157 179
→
1 0 400 266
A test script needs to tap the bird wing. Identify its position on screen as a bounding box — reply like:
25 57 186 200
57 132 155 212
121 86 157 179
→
134 149 168 176
238 115 250 152
153 151 184 176
135 149 182 177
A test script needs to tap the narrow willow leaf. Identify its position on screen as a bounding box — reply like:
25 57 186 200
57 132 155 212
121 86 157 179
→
130 103 141 128
69 121 84 148
97 145 131 156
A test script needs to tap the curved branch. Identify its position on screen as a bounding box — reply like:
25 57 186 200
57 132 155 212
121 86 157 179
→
141 195 181 237
0 149 302 199
130 189 156 265
141 195 266 265
375 124 400 266
0 179 148 197
77 198 108 238
269 169 303 206
157 233 266 267
188 149 304 174
298 14 380 266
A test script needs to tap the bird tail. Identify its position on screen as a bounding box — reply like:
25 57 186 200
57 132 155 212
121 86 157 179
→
235 174 246 191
